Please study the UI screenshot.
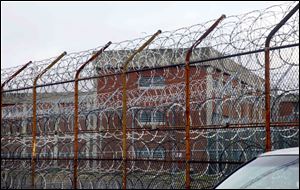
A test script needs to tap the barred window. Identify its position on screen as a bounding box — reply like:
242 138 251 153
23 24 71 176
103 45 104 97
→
136 148 151 158
139 76 165 88
152 76 165 86
152 147 165 159
138 109 165 124
140 110 152 123
153 111 165 122
136 147 165 159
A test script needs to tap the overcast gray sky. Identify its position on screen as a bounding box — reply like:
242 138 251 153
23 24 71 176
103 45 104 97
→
1 1 289 69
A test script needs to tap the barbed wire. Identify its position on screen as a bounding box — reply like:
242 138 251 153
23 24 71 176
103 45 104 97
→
1 1 299 189
1 1 298 90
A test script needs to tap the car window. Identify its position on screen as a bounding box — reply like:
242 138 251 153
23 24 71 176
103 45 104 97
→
216 155 299 189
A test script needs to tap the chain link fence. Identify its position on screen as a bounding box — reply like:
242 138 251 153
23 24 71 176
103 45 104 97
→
1 2 299 189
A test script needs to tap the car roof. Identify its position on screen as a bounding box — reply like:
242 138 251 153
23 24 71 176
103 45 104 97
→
260 147 299 157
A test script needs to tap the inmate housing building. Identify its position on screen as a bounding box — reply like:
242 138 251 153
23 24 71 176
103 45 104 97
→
2 47 298 167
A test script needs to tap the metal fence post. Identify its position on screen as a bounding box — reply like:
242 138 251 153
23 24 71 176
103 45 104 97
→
31 52 66 189
264 3 299 152
121 30 161 189
184 15 225 189
73 42 112 189
1 61 32 129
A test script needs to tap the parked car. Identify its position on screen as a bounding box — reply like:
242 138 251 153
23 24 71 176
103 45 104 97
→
215 147 299 189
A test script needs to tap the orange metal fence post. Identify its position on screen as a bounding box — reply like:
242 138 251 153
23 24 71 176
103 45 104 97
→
31 52 66 189
1 61 32 128
264 3 299 152
73 42 112 189
121 30 161 189
184 15 225 189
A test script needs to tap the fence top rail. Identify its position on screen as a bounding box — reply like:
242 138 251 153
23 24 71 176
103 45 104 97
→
1 43 298 93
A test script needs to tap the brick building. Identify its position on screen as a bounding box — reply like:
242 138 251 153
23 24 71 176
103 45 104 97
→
1 47 298 168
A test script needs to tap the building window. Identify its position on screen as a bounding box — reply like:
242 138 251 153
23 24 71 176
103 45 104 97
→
139 76 165 89
136 148 151 158
140 110 152 123
21 153 31 158
138 109 165 125
152 147 165 159
135 147 165 159
153 111 165 122
1 153 10 158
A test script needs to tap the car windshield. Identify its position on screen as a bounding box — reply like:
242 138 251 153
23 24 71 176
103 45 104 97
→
216 155 299 189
